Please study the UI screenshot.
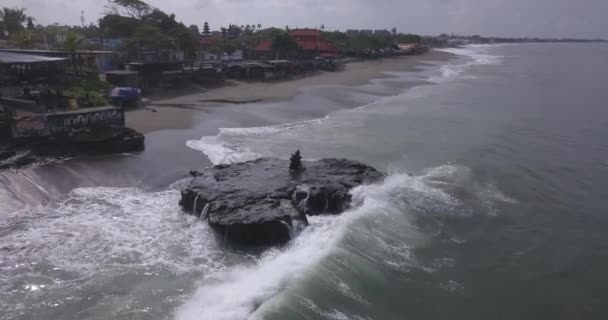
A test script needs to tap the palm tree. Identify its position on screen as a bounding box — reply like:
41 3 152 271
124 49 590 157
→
64 31 83 52
0 7 29 36
62 31 83 75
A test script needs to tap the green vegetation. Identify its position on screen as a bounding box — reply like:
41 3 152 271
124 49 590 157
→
99 1 200 60
2 1 425 60
0 7 29 37
63 31 83 52
270 31 299 59
63 80 111 107
322 31 420 53
10 29 38 48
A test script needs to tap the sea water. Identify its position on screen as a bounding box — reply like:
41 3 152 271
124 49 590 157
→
2 43 608 319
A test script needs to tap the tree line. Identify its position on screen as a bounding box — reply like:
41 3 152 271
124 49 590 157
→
1 0 424 60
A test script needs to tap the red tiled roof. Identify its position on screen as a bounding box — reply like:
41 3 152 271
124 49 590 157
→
296 38 337 52
254 32 338 53
200 35 216 46
291 28 321 37
255 39 273 51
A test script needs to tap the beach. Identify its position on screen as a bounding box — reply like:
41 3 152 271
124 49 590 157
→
126 50 455 134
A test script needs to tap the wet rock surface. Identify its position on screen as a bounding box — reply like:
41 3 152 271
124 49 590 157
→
180 157 384 246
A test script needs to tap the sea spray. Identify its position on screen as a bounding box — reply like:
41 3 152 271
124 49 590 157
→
175 171 457 320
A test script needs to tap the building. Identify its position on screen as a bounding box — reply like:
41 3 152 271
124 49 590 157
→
0 51 69 88
360 30 374 36
346 30 360 37
291 29 339 58
254 28 339 59
199 35 216 50
374 30 391 38
199 50 243 61
0 49 118 73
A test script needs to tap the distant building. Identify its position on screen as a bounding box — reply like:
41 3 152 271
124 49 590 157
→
346 30 360 37
374 30 391 38
253 28 338 59
199 35 216 50
360 30 374 36
291 28 339 57
199 50 243 61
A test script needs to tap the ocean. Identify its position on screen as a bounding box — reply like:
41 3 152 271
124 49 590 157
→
2 43 608 319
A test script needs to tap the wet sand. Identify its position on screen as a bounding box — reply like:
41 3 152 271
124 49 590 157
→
126 50 455 134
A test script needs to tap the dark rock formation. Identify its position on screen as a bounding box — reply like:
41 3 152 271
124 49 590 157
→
179 157 384 247
0 151 40 170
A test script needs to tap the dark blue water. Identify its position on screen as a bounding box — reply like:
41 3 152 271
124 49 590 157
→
2 43 608 320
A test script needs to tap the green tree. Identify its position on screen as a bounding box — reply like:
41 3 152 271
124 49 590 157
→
271 31 298 59
0 7 29 36
11 29 37 48
105 0 152 19
99 14 141 37
322 31 348 51
64 31 83 52
130 24 172 50
188 24 200 37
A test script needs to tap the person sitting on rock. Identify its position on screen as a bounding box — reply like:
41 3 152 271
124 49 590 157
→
289 150 303 172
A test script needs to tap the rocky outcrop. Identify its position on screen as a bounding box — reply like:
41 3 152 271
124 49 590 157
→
179 157 384 246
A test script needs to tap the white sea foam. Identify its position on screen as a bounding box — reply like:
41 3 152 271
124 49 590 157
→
429 44 504 83
187 135 262 165
186 116 330 165
175 172 456 320
0 187 223 276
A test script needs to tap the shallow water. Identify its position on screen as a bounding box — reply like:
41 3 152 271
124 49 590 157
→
2 43 608 319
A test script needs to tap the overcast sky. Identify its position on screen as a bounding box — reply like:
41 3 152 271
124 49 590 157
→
4 0 608 39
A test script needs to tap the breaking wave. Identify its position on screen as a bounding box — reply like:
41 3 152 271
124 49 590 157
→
0 187 226 317
430 44 505 83
176 169 459 320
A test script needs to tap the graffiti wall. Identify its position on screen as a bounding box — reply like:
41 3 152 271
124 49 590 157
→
47 108 125 136
11 112 51 138
10 107 125 138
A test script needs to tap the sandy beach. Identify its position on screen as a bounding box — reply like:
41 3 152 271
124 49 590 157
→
126 50 455 133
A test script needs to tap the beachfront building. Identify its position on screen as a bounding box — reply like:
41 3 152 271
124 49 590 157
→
0 51 70 88
254 28 339 60
0 49 119 75
291 29 339 58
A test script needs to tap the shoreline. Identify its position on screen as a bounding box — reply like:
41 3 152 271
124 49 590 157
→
126 49 457 134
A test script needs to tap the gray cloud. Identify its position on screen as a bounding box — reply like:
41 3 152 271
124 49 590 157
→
3 0 607 38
